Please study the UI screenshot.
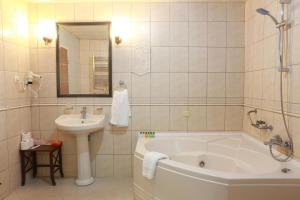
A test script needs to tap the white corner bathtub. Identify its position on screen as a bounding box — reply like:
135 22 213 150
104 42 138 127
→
133 132 300 200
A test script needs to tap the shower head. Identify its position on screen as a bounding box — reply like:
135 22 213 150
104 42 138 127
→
256 8 280 25
256 8 269 15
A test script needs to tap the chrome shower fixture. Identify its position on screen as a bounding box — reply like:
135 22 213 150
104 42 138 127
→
256 8 280 25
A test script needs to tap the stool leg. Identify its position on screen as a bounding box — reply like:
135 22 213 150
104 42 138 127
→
32 152 37 178
58 146 64 177
20 151 26 186
49 152 56 186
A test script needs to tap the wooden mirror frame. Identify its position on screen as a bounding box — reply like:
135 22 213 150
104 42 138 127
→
56 22 112 97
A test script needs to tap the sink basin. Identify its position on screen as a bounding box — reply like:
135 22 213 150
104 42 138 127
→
55 114 105 134
55 113 106 186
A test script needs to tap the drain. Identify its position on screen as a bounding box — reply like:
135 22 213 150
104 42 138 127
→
281 168 291 173
199 161 205 168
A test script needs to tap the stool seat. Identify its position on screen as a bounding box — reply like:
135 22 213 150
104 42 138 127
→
20 144 64 186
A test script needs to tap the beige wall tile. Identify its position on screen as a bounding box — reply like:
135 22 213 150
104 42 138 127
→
150 73 169 99
189 47 207 72
208 3 227 21
207 73 225 98
226 73 244 98
227 2 245 22
188 106 206 131
227 22 245 47
150 106 169 131
189 73 207 98
151 22 170 46
94 2 112 21
114 155 132 177
169 106 188 131
74 2 93 21
189 3 207 22
151 3 169 21
225 106 243 131
132 106 150 131
55 3 75 21
208 48 226 72
151 47 169 72
96 155 113 177
113 132 132 155
170 47 188 72
170 73 188 98
170 3 188 22
226 48 244 72
189 22 207 46
207 22 226 47
207 106 225 130
92 132 113 155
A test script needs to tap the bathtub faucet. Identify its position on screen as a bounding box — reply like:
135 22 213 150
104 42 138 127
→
264 135 292 149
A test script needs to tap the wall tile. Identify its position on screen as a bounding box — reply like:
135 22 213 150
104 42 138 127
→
114 155 132 177
170 22 188 46
208 48 226 72
189 47 207 72
189 3 207 21
169 106 188 131
208 3 227 21
170 3 188 22
207 106 225 130
150 73 169 99
151 47 169 72
170 73 188 98
227 22 245 47
207 22 226 47
132 106 150 131
189 22 207 47
226 73 244 98
96 155 113 177
188 106 206 131
151 22 170 46
75 2 94 21
113 132 132 155
150 106 169 131
207 73 225 97
151 3 169 22
170 47 188 72
189 73 207 98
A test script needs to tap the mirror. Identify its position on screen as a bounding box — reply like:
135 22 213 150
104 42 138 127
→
56 22 112 97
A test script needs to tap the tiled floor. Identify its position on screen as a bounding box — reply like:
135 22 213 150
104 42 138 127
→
4 178 134 200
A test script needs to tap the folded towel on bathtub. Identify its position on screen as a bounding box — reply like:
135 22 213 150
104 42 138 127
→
142 152 169 179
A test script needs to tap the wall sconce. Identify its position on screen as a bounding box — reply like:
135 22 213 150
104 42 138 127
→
43 37 53 46
112 17 131 46
115 36 122 45
35 20 56 46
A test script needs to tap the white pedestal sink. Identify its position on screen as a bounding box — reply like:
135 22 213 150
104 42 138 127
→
55 114 105 186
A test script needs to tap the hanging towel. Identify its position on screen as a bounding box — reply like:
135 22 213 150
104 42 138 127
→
110 89 131 127
142 152 169 179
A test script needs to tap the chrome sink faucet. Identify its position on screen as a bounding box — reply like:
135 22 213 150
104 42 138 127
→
80 106 87 119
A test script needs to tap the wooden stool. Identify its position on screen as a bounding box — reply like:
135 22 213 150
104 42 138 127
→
20 144 64 186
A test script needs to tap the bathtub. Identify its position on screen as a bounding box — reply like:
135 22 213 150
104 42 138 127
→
133 132 300 200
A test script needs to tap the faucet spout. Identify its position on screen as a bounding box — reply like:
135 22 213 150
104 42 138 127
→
81 106 87 119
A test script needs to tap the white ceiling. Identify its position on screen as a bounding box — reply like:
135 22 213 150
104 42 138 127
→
60 24 109 40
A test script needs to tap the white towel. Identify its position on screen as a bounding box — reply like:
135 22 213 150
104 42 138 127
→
110 89 131 127
142 152 168 179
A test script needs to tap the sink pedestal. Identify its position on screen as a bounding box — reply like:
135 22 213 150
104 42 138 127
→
75 133 94 186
